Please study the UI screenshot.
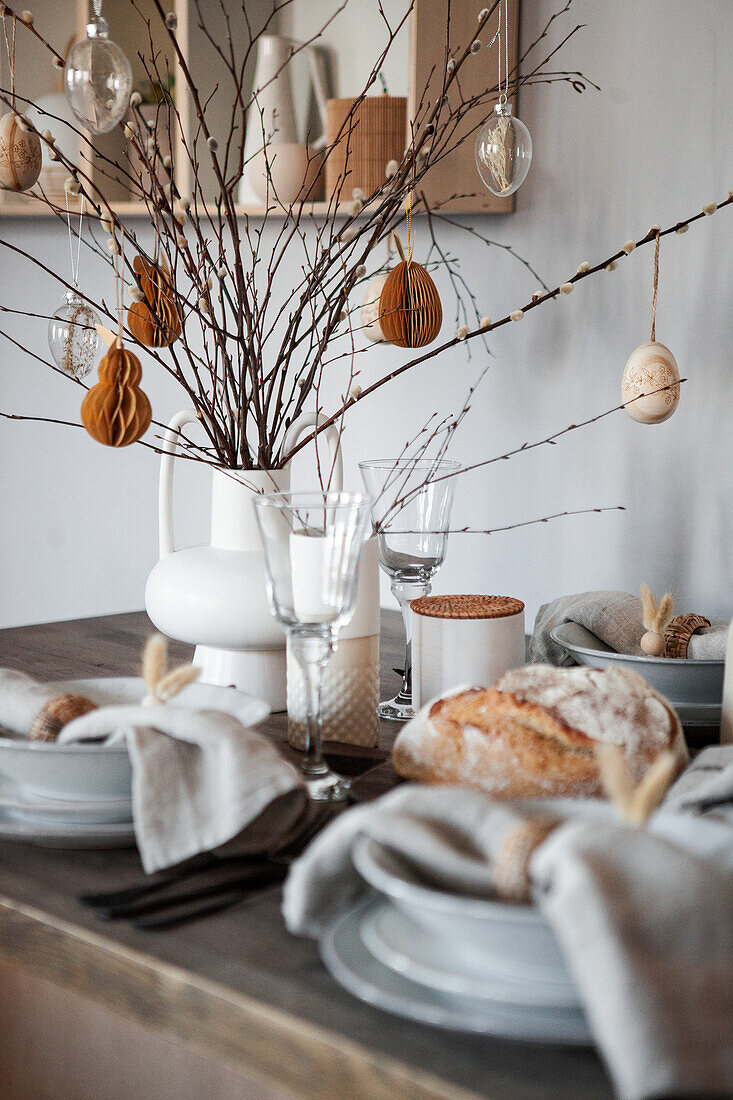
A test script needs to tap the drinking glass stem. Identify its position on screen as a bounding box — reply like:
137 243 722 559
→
393 580 431 703
290 630 334 777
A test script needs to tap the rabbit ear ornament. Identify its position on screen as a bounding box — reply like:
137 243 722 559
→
639 584 674 656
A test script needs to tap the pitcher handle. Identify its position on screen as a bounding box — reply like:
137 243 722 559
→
283 413 343 491
159 409 199 558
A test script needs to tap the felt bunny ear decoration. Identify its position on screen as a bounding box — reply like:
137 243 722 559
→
142 633 200 705
596 744 678 827
639 584 674 656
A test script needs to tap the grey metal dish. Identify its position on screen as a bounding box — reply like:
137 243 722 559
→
549 622 724 708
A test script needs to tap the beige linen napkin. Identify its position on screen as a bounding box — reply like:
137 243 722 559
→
284 770 733 1100
0 669 307 873
531 590 728 664
0 669 61 734
59 704 308 872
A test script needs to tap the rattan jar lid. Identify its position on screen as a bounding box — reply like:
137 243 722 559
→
410 594 525 620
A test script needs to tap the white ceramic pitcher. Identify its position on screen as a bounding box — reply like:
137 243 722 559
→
241 33 328 205
144 411 342 710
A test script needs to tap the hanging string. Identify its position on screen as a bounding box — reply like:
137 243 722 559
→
496 2 503 105
1 9 16 112
494 1 510 106
650 231 660 342
112 232 125 346
405 151 414 262
504 0 509 101
65 192 85 289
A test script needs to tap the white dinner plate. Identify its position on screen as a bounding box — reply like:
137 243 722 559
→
359 897 581 1008
549 622 724 708
0 779 132 826
0 677 269 802
352 832 584 988
320 897 591 1045
0 806 136 849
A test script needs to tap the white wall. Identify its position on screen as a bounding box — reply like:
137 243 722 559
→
1 0 732 630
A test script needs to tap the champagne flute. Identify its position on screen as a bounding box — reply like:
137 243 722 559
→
359 459 459 721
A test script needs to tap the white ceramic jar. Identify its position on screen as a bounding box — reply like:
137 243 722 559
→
411 594 526 709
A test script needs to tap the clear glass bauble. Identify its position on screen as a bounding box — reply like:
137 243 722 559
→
65 15 132 134
475 102 532 197
48 291 101 379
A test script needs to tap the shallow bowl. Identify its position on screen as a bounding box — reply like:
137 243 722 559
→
352 834 572 988
0 677 268 802
550 622 724 707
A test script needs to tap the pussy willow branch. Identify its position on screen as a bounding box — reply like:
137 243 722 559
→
395 505 626 536
1 0 598 472
374 379 686 530
284 191 732 463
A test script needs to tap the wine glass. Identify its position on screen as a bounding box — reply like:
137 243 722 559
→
253 491 372 801
359 458 459 721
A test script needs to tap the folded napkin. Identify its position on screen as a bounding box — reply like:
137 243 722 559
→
530 590 728 664
0 669 308 873
284 766 733 1100
0 668 62 734
664 745 733 825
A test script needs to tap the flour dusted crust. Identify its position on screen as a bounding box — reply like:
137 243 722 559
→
393 666 688 799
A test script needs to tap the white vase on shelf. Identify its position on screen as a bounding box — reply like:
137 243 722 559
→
239 33 327 206
144 410 342 711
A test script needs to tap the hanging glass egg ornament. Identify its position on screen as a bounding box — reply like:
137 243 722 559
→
48 290 101 380
65 13 132 134
475 102 532 197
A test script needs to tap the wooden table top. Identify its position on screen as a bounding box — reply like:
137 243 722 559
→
0 611 613 1100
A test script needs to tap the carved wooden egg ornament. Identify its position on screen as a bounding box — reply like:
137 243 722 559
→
621 341 680 424
361 273 389 343
0 112 42 192
81 342 152 447
378 234 442 348
127 255 181 348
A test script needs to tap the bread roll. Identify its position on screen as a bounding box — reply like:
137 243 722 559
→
393 665 688 799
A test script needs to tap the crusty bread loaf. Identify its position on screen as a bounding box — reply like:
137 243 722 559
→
393 665 688 799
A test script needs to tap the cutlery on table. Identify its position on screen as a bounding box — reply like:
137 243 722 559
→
79 807 332 926
130 883 283 932
94 863 287 921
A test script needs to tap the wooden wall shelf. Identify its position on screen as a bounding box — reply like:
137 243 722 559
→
0 0 520 220
0 197 352 220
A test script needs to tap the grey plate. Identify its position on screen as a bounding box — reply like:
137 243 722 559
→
359 896 581 1009
0 778 132 825
0 807 136 849
320 896 591 1045
550 622 724 708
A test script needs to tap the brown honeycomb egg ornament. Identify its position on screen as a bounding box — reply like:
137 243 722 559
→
378 233 442 348
127 255 181 347
81 341 152 447
0 112 42 192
